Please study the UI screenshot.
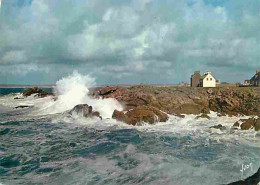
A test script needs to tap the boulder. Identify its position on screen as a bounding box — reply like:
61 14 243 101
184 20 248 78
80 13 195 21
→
69 104 102 119
233 121 240 128
23 87 38 96
210 124 226 130
240 118 255 130
92 111 102 120
23 87 52 98
196 113 210 120
14 96 24 100
174 114 185 118
233 118 260 131
112 105 169 125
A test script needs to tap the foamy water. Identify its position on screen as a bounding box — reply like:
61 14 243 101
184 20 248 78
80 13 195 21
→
0 72 259 185
0 73 259 144
33 71 123 119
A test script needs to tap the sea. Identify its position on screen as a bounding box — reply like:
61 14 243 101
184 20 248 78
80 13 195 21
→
0 72 260 185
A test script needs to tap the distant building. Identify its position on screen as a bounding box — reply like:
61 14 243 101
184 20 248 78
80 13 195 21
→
250 70 260 86
190 71 201 87
200 72 216 87
190 71 217 88
178 82 190 87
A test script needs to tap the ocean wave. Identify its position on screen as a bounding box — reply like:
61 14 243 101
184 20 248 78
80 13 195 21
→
32 71 123 119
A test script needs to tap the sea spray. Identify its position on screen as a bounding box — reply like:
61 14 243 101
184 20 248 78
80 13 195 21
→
1 88 260 184
35 71 123 118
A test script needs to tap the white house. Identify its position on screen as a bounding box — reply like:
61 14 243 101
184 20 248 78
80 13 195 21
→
200 72 216 87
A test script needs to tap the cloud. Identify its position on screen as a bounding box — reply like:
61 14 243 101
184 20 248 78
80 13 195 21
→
0 0 260 84
0 63 49 76
133 0 152 11
1 50 27 63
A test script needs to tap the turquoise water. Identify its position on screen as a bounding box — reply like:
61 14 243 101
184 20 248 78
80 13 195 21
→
0 88 53 96
0 89 260 185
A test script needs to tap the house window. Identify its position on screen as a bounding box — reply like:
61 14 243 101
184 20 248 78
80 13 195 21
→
210 78 212 81
207 78 209 81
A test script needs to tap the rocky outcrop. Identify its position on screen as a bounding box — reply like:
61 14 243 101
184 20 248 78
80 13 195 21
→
23 87 53 98
233 118 260 131
98 86 129 99
210 124 226 130
112 105 168 125
208 89 260 116
196 113 210 119
69 104 102 120
97 85 210 114
96 86 260 117
241 118 255 130
112 110 129 123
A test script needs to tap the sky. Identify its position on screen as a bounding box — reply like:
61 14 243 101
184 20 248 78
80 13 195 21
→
0 0 259 85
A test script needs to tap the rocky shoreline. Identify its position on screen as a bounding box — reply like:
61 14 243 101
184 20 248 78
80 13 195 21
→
18 85 260 184
96 85 260 116
23 87 53 98
92 85 260 130
95 85 260 185
18 85 260 131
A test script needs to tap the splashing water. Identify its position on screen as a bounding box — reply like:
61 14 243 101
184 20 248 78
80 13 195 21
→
35 71 123 118
0 76 260 185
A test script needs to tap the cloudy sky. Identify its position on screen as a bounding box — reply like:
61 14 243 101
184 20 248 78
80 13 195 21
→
0 0 259 85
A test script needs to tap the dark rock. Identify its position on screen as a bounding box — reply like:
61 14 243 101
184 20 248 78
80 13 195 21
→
233 121 240 128
196 113 210 120
210 124 225 130
69 104 92 117
23 87 38 96
112 105 169 125
98 86 129 99
234 118 260 131
174 114 185 118
15 106 30 109
23 87 53 98
14 97 24 100
92 111 102 120
69 104 102 119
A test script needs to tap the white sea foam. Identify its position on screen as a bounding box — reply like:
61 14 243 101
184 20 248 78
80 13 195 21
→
0 93 33 108
50 108 260 147
34 71 123 118
2 72 259 146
